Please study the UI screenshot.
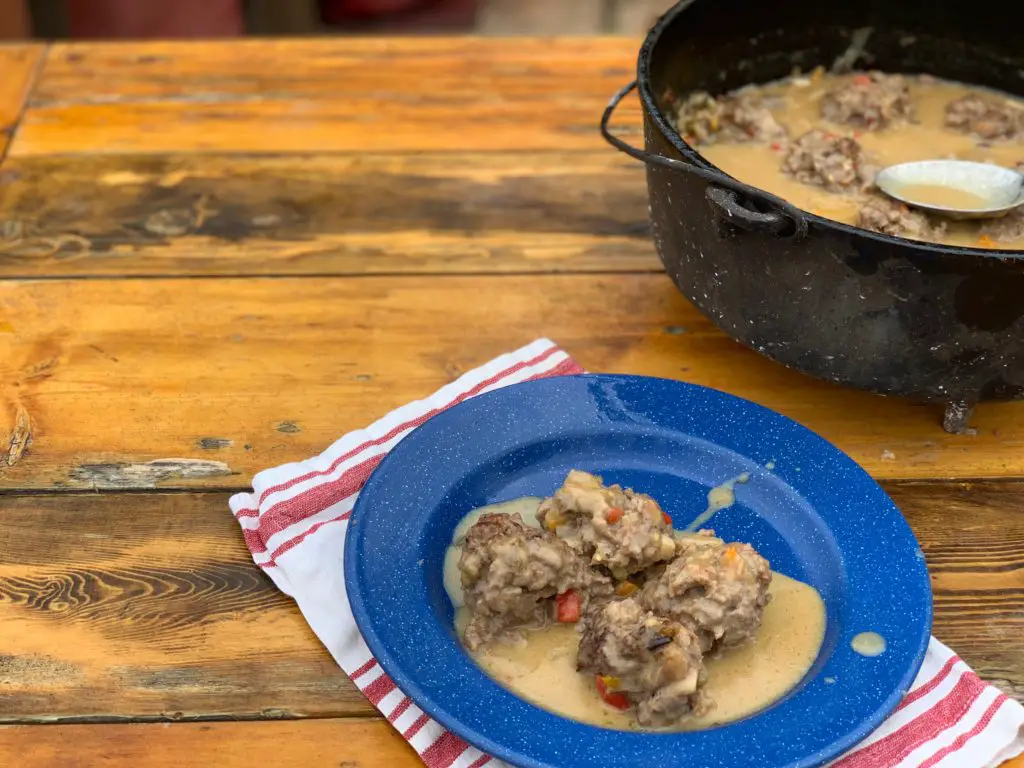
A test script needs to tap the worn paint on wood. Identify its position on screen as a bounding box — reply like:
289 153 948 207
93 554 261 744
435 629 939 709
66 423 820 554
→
2 275 1024 491
0 483 1019 722
68 459 234 489
0 152 654 277
11 39 642 156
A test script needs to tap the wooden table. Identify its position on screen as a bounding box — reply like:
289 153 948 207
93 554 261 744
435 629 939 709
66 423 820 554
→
0 38 1021 767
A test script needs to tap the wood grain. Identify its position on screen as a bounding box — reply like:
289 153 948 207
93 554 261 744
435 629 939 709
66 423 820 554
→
3 275 1024 491
0 718 1020 768
11 39 642 156
0 719 419 768
887 481 1024 700
0 492 356 722
0 152 655 277
0 482 1020 722
0 45 43 158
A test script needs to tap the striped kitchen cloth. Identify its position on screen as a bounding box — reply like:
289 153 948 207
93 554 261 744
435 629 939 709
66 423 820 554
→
229 338 1024 768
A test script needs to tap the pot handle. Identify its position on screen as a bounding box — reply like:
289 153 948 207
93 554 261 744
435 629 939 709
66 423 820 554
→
601 81 809 239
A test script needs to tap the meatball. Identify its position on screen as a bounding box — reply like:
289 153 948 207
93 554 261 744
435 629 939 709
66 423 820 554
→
577 597 708 727
820 72 914 129
640 530 771 651
782 129 877 192
458 512 599 650
537 470 677 579
945 94 1024 141
674 90 786 145
857 195 947 241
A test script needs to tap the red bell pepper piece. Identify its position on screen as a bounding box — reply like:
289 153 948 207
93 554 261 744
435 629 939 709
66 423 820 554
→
555 589 581 622
595 676 631 710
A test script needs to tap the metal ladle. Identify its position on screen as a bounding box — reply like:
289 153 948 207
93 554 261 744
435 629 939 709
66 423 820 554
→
875 159 1024 221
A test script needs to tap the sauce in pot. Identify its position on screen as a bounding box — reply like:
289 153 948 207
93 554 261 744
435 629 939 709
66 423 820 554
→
694 73 1024 250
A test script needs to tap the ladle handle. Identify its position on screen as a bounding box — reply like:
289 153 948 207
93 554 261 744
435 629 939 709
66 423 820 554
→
600 81 809 239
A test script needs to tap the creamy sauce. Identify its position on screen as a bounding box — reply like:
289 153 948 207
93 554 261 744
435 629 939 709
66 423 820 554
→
895 183 992 210
698 73 1024 250
456 573 825 731
684 472 751 532
444 493 827 731
852 631 888 657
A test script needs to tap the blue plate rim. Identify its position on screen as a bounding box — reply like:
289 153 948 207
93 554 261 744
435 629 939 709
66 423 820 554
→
345 373 933 768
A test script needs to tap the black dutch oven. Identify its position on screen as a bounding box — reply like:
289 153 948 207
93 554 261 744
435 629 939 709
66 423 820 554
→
602 0 1024 433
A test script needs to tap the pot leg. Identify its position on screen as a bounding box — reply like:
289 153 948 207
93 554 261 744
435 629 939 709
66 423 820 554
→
942 398 976 434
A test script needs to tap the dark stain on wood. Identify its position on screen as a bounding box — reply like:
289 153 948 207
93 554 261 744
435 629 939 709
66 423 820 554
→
0 153 650 267
0 654 82 684
68 459 233 489
275 422 301 434
87 344 119 363
196 438 233 450
112 661 317 695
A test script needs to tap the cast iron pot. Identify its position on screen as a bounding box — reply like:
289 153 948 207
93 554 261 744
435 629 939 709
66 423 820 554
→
602 0 1024 433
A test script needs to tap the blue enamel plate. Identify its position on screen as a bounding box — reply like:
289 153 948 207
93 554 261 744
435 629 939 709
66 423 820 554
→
345 374 932 768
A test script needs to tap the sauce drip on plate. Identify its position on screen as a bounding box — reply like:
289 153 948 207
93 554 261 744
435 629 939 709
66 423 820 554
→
852 631 888 658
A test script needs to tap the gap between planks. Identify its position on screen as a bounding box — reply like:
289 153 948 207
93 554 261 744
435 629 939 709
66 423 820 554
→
0 44 47 162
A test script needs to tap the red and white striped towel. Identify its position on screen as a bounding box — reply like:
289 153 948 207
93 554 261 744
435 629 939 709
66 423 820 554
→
230 338 1024 768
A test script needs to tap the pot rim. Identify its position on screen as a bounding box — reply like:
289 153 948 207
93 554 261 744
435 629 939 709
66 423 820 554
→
635 0 1024 259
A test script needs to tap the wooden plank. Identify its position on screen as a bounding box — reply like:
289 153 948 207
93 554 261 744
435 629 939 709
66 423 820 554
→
1 717 1020 768
0 718 1021 768
2 275 1024 491
890 481 1024 700
0 152 655 278
0 482 1020 722
11 38 642 156
0 44 44 157
0 719 419 768
0 492 360 722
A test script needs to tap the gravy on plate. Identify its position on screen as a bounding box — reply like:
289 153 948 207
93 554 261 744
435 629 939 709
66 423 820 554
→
445 495 826 731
